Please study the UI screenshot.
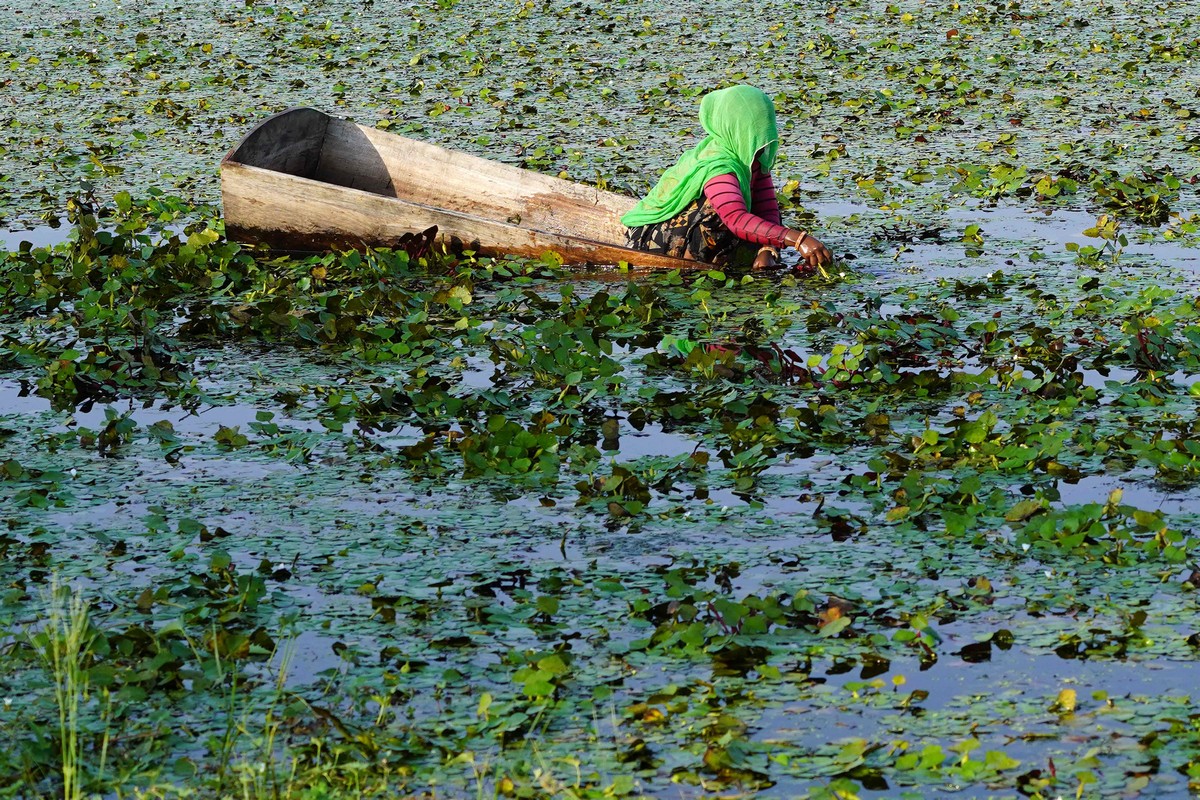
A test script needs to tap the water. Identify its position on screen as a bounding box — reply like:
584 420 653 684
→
4 205 1200 798
0 223 69 252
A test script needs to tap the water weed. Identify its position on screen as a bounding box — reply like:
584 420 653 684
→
29 578 102 800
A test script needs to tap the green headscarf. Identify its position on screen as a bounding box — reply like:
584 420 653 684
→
621 85 780 228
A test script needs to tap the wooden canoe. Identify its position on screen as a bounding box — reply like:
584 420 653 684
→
220 107 700 270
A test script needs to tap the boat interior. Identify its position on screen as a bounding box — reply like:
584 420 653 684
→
225 108 630 244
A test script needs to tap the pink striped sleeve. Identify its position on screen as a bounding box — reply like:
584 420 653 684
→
751 169 783 226
702 173 789 247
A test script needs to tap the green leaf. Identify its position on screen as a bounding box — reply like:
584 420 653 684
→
1005 500 1045 523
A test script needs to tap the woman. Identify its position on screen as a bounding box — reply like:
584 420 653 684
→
623 85 833 271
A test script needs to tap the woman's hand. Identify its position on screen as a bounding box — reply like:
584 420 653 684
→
753 246 780 270
787 230 834 269
793 232 834 269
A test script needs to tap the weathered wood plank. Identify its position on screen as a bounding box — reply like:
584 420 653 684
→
316 118 632 243
222 163 700 271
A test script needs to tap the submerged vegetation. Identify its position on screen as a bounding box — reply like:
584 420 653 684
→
2 0 1200 798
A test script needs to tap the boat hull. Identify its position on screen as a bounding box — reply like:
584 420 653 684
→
220 108 702 271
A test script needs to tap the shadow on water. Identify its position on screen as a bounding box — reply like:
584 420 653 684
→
0 222 71 251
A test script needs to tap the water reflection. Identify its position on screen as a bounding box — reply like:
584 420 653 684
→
0 221 69 251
